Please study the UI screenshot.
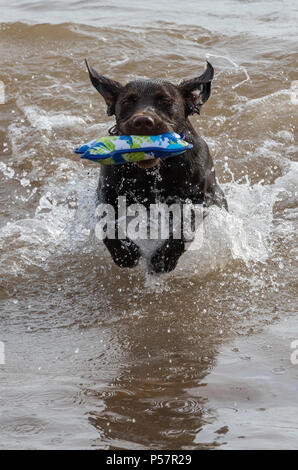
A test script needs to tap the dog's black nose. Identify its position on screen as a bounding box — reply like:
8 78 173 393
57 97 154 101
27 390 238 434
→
132 115 154 131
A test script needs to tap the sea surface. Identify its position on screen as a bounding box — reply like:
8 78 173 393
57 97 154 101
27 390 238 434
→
0 0 297 449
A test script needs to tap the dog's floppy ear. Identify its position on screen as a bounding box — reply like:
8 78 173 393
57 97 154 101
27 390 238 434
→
85 59 123 116
178 61 214 116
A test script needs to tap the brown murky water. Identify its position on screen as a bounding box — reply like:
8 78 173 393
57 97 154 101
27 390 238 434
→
0 0 297 449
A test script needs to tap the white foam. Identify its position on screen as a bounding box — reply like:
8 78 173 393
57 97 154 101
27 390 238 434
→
22 105 86 135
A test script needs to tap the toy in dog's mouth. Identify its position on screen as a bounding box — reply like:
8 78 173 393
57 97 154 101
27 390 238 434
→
74 132 192 166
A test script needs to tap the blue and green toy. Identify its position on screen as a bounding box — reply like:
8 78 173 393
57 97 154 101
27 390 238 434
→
75 132 193 165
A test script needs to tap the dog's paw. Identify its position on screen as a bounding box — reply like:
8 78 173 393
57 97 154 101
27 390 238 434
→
105 238 141 269
148 239 184 274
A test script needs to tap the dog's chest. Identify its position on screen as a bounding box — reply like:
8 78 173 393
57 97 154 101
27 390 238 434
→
107 158 201 205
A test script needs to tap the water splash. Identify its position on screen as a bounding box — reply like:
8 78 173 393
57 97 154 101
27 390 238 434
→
205 53 250 89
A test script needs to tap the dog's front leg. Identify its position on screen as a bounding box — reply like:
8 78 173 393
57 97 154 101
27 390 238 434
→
97 186 141 269
104 236 140 268
149 237 185 273
148 202 186 273
148 200 200 273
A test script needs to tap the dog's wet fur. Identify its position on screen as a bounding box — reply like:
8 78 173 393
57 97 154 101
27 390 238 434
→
85 59 228 273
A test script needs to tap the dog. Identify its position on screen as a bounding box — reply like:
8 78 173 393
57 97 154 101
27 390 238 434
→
85 59 227 273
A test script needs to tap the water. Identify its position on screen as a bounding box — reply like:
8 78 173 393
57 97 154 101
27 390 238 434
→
0 0 297 449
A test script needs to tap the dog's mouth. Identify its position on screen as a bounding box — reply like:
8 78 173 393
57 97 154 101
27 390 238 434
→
135 158 161 169
119 117 173 169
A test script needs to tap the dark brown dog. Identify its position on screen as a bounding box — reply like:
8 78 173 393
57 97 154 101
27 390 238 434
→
85 60 227 273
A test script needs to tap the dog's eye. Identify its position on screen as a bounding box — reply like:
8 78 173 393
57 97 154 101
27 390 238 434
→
155 94 173 105
121 95 137 106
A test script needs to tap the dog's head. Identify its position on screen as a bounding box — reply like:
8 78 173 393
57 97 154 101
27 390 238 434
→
85 60 214 168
